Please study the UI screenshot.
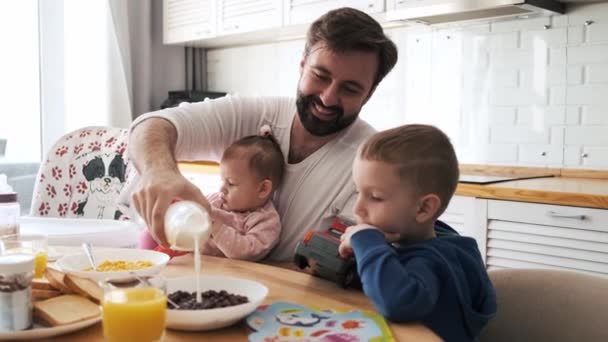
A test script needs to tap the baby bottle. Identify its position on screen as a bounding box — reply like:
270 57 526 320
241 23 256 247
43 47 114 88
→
0 174 19 238
164 201 211 252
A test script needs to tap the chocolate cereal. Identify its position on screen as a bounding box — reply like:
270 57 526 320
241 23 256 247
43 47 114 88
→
168 290 248 310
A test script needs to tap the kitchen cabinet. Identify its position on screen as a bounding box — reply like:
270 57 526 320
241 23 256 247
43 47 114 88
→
284 0 384 26
485 199 608 278
439 195 488 261
218 0 283 35
385 0 417 11
163 0 216 44
163 0 386 46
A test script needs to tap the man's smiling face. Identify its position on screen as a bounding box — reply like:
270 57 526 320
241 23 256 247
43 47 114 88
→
296 43 378 136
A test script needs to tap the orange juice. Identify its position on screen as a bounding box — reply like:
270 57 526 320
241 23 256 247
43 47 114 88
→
34 251 47 278
102 287 167 342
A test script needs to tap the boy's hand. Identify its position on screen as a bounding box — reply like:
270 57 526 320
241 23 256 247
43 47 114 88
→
338 224 380 258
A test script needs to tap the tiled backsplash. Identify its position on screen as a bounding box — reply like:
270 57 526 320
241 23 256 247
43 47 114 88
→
206 3 608 169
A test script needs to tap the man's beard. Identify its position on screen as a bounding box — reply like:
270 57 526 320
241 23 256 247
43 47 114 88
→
295 92 359 136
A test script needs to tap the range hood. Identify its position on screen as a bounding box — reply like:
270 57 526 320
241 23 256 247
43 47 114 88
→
386 0 565 25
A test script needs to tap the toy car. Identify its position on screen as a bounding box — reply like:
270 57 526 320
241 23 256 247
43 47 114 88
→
293 218 360 288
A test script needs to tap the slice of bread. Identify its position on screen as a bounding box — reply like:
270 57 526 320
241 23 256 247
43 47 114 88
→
33 295 100 326
45 268 74 294
32 288 63 301
64 274 103 304
32 278 56 291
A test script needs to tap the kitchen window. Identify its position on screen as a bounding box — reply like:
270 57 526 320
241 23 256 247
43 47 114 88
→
0 1 41 164
0 0 130 213
0 1 41 213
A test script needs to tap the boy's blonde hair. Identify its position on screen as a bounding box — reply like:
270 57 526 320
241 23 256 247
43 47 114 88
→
358 124 459 216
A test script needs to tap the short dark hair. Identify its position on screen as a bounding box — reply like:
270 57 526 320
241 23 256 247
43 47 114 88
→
304 7 398 89
222 135 285 191
358 124 459 216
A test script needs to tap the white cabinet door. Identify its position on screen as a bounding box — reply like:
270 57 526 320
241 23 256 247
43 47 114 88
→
285 0 384 26
386 0 446 11
164 0 216 44
486 200 608 278
439 195 488 261
440 195 474 236
218 0 283 35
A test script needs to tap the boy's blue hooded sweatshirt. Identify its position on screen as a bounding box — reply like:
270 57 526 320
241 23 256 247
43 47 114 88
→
350 221 497 341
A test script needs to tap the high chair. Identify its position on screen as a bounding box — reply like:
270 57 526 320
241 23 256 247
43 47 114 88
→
30 126 134 220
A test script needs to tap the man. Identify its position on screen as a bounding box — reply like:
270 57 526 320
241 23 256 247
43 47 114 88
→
126 7 398 261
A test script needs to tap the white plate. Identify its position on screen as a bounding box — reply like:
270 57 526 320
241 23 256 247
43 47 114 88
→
166 275 268 331
55 247 170 282
0 316 100 341
19 216 139 248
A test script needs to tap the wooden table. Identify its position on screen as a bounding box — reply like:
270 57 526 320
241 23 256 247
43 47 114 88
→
53 252 441 341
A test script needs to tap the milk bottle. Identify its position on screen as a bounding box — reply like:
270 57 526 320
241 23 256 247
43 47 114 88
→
164 200 211 302
164 200 211 252
0 174 19 238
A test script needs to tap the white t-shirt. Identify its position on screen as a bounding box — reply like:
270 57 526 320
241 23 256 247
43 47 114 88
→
128 95 376 261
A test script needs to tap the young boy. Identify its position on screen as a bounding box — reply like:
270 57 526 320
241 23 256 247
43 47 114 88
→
338 124 496 341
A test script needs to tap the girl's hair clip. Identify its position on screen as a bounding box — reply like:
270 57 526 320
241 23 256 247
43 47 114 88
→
259 124 272 137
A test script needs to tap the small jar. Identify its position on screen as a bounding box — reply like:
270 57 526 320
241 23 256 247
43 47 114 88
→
164 201 211 251
0 254 35 331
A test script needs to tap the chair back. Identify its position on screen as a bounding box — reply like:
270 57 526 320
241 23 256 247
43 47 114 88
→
480 268 608 342
31 126 131 220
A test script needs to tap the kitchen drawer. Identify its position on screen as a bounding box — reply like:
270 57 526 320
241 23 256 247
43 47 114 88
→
486 203 608 278
486 257 608 278
487 200 608 233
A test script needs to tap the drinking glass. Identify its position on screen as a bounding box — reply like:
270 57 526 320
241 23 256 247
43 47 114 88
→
101 275 167 342
0 234 48 278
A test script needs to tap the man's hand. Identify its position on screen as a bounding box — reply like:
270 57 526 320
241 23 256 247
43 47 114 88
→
131 169 211 247
338 223 381 258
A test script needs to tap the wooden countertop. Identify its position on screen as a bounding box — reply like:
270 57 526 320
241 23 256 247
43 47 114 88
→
178 161 608 209
52 251 440 342
456 177 608 209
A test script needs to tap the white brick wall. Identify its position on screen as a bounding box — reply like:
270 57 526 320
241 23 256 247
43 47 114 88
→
583 105 608 124
587 64 608 83
568 46 608 64
206 3 608 169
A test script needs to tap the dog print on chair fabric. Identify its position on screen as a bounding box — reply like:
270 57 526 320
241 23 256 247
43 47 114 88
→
31 127 131 220
76 153 127 219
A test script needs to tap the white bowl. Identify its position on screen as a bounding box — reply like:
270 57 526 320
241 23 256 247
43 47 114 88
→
55 247 170 282
166 275 268 331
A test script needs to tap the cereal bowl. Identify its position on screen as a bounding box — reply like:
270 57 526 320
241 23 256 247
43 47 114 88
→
55 247 169 282
166 275 268 331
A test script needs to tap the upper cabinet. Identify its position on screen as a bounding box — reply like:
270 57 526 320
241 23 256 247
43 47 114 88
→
164 0 216 44
164 0 386 47
285 0 384 26
218 0 283 35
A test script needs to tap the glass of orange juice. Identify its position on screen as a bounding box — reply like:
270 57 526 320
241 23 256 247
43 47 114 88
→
101 276 167 342
0 234 48 278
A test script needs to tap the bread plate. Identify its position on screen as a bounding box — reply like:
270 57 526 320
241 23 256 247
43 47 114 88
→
0 316 100 340
166 275 268 331
55 247 170 282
